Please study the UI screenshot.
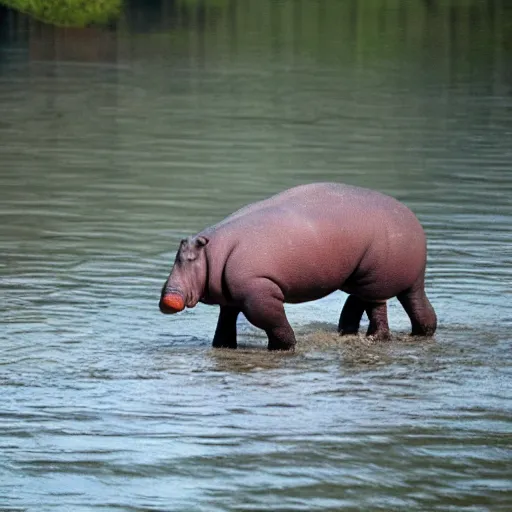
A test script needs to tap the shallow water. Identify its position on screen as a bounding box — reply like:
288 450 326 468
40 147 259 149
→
0 1 511 510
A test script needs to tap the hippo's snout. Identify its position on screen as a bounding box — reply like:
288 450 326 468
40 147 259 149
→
159 291 185 314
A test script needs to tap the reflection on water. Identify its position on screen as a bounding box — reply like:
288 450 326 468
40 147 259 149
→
0 1 511 510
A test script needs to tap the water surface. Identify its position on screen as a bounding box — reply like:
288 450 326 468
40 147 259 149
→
0 1 511 510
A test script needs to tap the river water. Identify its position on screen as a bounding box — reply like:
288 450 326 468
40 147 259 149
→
0 1 511 511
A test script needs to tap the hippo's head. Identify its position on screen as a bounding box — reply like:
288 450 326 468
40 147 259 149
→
159 235 209 314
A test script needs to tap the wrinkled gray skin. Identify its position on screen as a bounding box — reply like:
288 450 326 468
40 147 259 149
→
159 183 437 351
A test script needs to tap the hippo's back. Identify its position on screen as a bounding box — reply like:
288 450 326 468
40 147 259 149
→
202 183 426 304
215 182 413 228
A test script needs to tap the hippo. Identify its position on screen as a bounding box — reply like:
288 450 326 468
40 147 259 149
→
159 182 437 351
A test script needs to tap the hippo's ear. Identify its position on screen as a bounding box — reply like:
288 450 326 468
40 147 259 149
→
195 236 209 248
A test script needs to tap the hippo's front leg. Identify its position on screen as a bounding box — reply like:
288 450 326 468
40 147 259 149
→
212 306 240 349
241 279 296 351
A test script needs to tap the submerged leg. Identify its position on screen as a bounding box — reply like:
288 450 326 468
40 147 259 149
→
242 279 296 351
365 301 390 340
212 306 240 349
397 286 437 336
338 294 366 335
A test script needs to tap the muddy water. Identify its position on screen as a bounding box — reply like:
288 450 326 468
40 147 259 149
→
0 1 511 510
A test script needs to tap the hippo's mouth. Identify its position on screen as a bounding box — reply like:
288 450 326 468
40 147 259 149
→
159 291 186 314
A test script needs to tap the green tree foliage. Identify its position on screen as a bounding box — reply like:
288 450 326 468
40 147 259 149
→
0 0 122 27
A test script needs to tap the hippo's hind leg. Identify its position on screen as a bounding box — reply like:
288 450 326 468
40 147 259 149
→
241 279 296 351
212 306 240 349
339 296 390 340
338 295 366 335
365 301 390 340
397 285 437 336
